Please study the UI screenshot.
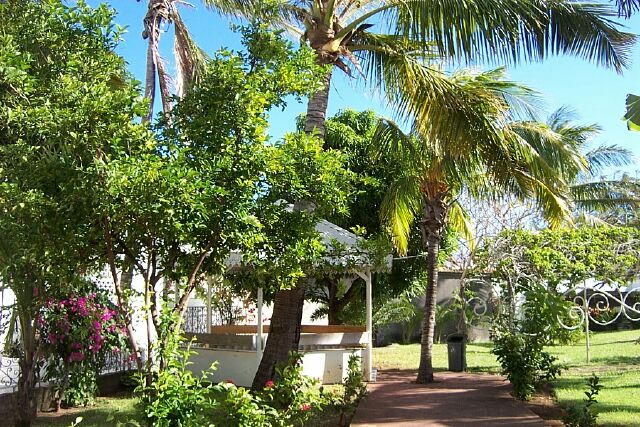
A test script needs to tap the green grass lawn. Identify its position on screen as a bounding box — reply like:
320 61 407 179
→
374 329 640 426
32 330 639 426
33 393 139 427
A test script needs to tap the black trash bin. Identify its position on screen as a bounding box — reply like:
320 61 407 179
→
446 333 467 372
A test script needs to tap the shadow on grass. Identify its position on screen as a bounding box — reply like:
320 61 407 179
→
553 376 593 390
589 339 638 346
33 397 140 427
589 355 640 365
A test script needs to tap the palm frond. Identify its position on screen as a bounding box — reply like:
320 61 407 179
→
448 200 474 250
512 168 573 227
574 212 611 226
393 0 636 72
380 175 422 255
201 0 263 18
173 9 209 96
371 117 423 166
584 144 634 175
571 179 640 211
546 106 601 151
507 120 587 181
616 0 640 17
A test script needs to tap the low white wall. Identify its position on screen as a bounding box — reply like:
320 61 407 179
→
187 347 362 388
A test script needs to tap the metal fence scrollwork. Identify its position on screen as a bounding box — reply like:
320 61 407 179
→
0 355 19 393
558 283 640 362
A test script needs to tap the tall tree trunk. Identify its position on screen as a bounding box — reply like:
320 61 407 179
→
143 41 156 123
251 285 305 391
15 307 37 427
416 234 440 383
416 194 449 384
304 70 332 139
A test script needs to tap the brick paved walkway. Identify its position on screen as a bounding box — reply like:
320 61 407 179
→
351 370 547 426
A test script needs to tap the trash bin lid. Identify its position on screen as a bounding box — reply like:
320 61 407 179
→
446 333 467 343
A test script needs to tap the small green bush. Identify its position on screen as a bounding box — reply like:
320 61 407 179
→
136 336 218 427
329 354 368 426
217 352 323 426
562 373 603 427
492 331 562 400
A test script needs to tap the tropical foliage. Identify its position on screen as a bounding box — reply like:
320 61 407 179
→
374 67 586 382
0 1 151 424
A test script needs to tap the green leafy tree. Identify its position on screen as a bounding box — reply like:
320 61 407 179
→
247 132 353 389
375 68 584 383
94 23 324 371
0 1 150 424
305 109 456 328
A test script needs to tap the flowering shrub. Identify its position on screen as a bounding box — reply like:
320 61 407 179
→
39 290 127 408
216 352 324 426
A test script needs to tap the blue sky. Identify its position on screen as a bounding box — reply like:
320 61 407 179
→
91 1 640 176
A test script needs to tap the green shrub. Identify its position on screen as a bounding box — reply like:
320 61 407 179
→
217 352 323 426
327 353 368 426
491 331 562 400
136 336 218 427
562 373 603 427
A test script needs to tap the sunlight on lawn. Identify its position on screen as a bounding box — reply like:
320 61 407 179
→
373 330 640 426
32 330 639 426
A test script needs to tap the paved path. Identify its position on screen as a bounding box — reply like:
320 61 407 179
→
351 370 547 426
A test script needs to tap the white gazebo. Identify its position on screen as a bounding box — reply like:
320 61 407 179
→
185 218 391 386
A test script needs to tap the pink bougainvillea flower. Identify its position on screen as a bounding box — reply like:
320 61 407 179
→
265 380 274 388
300 404 311 411
68 351 85 362
47 332 57 345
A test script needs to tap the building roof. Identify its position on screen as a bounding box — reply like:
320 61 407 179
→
225 217 391 271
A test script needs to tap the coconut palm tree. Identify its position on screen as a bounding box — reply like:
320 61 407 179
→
538 107 640 214
202 0 635 388
141 0 207 121
374 68 584 383
204 0 635 138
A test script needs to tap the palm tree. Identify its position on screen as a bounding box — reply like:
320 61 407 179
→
141 0 207 121
539 107 640 214
205 0 635 138
375 68 583 383
201 0 635 388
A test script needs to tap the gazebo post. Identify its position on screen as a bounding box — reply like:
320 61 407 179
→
256 287 264 369
206 277 213 333
356 269 373 381
365 269 373 381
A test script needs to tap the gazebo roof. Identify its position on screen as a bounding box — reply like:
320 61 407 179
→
225 217 391 271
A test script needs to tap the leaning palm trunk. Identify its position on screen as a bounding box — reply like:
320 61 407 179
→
416 194 449 383
251 285 306 390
